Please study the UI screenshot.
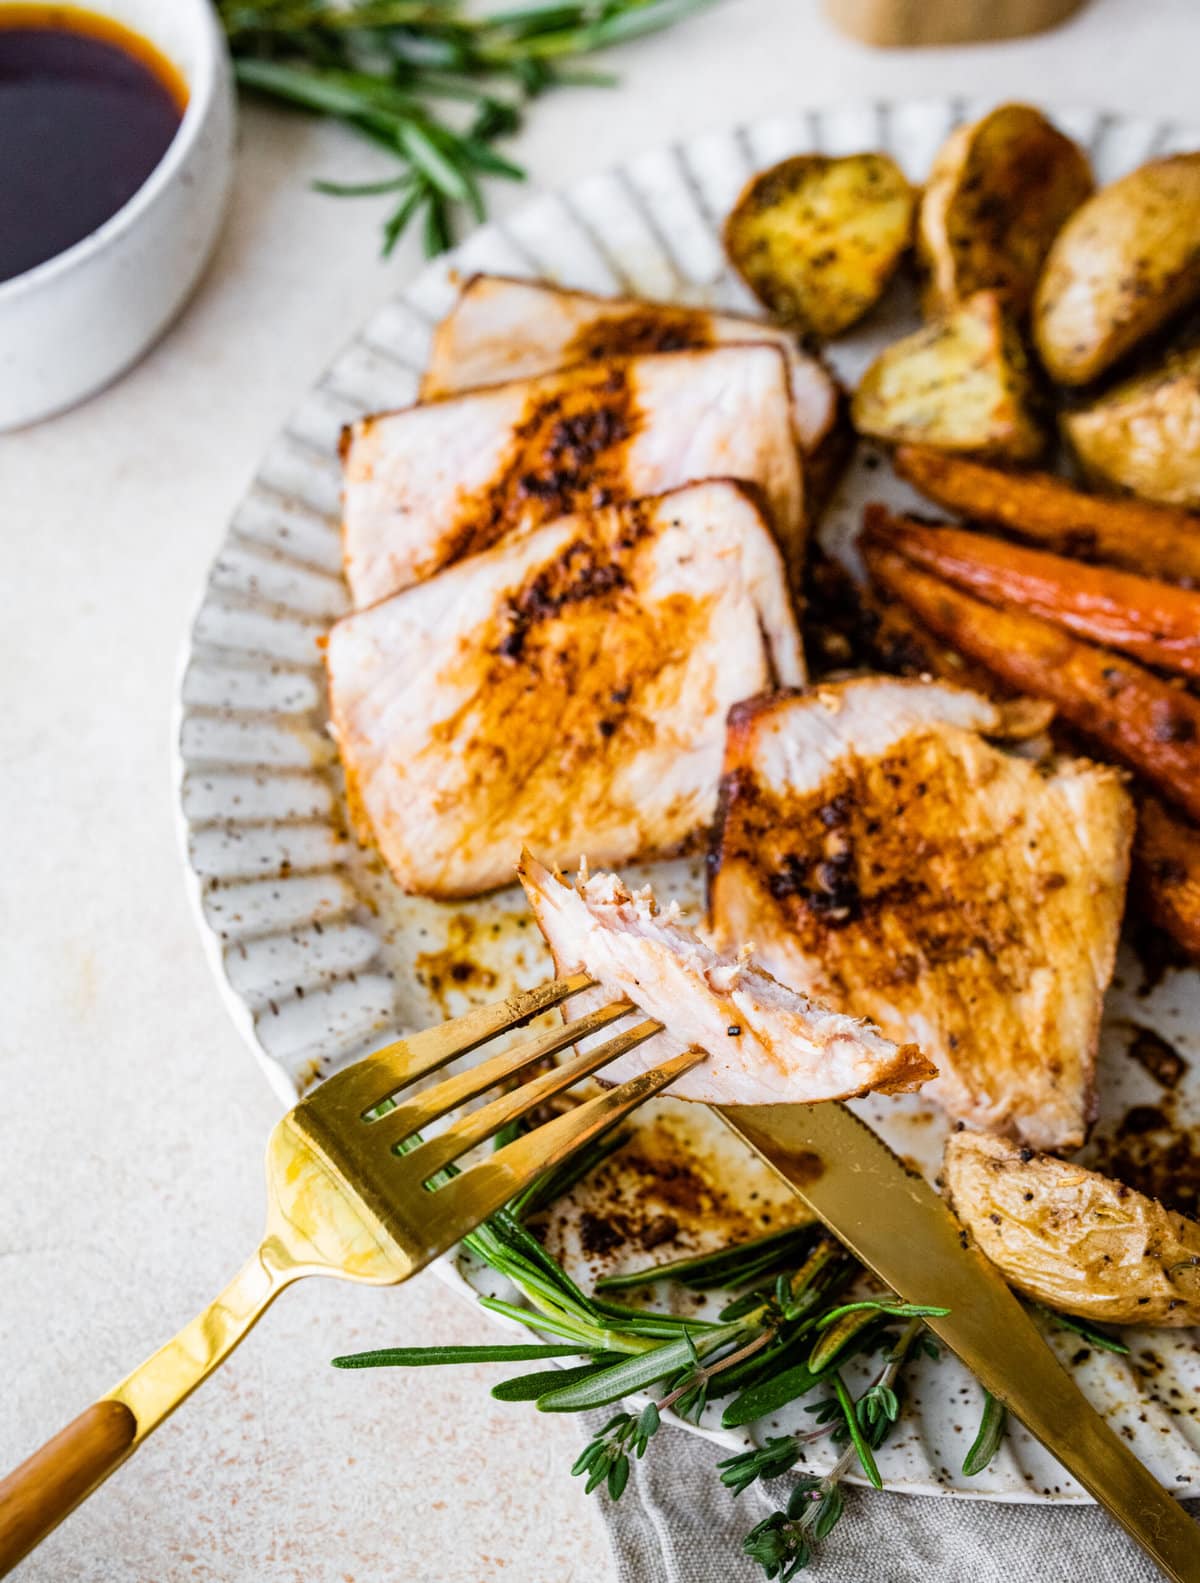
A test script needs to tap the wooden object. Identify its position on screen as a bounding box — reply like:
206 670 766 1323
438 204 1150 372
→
823 0 1089 46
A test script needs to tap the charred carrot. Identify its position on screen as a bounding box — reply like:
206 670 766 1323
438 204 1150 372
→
863 531 1200 823
893 445 1200 586
868 514 1200 678
866 585 1014 697
1134 795 1200 960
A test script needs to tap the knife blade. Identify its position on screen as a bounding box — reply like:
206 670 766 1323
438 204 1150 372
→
713 1100 1200 1583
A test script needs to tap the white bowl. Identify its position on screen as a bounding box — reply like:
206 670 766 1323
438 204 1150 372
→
0 0 236 430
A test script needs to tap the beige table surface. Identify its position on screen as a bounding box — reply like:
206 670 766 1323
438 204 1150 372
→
3 2 1198 1578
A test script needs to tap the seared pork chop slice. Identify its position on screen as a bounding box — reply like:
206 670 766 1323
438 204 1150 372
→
342 345 804 607
518 852 933 1104
421 272 842 462
327 481 804 899
707 678 1134 1149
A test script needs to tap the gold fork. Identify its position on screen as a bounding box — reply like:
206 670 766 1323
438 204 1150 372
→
0 975 700 1578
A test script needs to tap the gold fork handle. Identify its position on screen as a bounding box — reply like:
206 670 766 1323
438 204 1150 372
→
0 1242 291 1578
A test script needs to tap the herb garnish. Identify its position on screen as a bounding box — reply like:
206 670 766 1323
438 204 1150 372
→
331 1126 1025 1577
217 1 718 255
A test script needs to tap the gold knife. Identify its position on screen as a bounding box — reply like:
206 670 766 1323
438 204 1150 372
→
714 1101 1200 1583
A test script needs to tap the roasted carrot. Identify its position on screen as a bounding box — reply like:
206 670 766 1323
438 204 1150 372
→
867 514 1200 678
866 587 1014 697
893 445 1200 586
863 528 1200 822
1134 795 1200 960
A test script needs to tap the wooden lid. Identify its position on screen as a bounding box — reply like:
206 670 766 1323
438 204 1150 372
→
822 0 1089 46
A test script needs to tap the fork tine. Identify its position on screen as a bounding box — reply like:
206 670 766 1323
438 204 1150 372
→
420 1047 708 1249
317 972 596 1117
397 1018 665 1183
366 998 634 1145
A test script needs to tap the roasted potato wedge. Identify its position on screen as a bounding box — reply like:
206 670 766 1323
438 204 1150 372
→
724 153 915 337
851 290 1044 460
1034 153 1200 386
1065 344 1200 510
862 521 1200 821
1133 793 1200 960
944 1130 1200 1325
917 104 1092 317
894 443 1200 584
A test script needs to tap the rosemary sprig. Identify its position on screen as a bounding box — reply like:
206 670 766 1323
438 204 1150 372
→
334 1131 957 1581
329 1125 1030 1578
218 0 719 255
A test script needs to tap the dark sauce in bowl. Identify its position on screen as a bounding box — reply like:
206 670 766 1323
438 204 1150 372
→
0 6 188 284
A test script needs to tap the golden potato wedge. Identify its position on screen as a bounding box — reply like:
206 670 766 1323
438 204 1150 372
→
724 153 915 337
944 1130 1200 1325
918 104 1092 318
851 290 1044 459
1065 344 1200 510
1034 153 1200 386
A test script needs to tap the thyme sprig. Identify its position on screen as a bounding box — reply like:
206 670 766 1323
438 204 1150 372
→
721 1317 930 1577
218 0 718 254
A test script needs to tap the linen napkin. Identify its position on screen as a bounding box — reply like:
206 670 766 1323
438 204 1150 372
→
587 1410 1195 1581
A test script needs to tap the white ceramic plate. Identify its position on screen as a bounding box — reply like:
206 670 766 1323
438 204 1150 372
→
176 99 1200 1501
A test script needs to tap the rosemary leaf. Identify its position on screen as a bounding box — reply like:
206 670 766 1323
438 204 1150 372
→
456 137 528 180
483 1229 595 1314
1032 1303 1130 1356
536 1323 743 1411
331 1341 589 1368
709 1325 816 1398
398 120 472 200
806 1308 885 1375
721 1361 821 1429
832 1372 883 1489
589 1298 726 1337
234 58 389 119
312 174 413 196
491 1358 620 1400
595 1225 814 1294
962 1388 1008 1476
477 1294 650 1353
813 1298 951 1331
507 1126 633 1220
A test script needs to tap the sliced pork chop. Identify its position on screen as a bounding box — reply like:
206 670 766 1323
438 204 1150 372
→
342 345 804 607
327 481 804 898
518 851 934 1104
421 272 842 462
707 677 1134 1149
